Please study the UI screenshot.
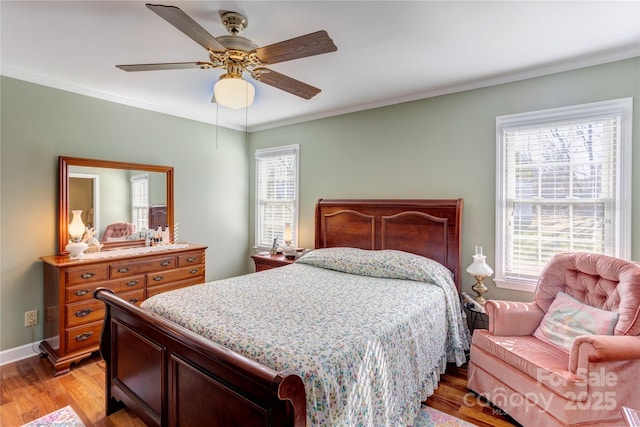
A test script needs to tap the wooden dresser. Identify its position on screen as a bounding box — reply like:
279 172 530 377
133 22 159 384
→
40 243 207 375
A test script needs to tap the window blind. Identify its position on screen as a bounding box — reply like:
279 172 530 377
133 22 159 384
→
504 118 617 279
496 98 632 290
255 145 299 249
131 174 149 233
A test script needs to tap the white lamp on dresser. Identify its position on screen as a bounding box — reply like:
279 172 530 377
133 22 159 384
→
65 210 88 259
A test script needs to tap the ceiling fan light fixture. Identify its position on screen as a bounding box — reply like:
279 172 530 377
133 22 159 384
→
214 74 255 109
119 5 337 109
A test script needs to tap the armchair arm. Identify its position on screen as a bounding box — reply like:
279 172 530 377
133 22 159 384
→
569 335 640 373
485 300 545 336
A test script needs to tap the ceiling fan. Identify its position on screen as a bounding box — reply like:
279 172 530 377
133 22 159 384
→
116 3 338 109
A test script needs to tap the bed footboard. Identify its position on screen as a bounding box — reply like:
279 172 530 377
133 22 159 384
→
94 288 306 427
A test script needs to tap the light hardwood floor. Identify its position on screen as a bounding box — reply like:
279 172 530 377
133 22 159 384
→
0 353 519 426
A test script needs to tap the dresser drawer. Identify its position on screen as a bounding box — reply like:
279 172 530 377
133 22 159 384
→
119 288 145 306
251 254 294 272
66 287 146 328
66 275 145 303
65 322 102 354
66 299 105 328
178 251 204 267
146 265 204 288
65 265 109 285
110 256 176 278
146 276 204 298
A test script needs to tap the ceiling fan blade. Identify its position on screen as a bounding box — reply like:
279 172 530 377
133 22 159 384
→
146 3 226 52
116 62 211 71
254 30 337 65
253 68 321 99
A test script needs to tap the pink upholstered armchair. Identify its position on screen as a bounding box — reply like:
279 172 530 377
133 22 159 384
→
101 222 136 242
467 252 640 427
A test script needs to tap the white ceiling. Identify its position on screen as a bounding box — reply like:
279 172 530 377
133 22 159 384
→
2 1 639 131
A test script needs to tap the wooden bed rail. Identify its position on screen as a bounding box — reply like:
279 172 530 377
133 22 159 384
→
94 288 307 427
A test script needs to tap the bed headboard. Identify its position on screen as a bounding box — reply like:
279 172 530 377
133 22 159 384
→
315 199 463 292
148 204 167 231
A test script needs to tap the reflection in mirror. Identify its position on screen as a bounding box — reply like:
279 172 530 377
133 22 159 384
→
68 166 167 242
69 172 100 235
59 157 174 254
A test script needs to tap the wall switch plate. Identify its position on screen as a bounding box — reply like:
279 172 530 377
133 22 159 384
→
25 310 38 327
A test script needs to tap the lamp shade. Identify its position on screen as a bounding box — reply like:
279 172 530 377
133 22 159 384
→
284 222 292 244
214 75 255 109
466 254 494 276
68 210 85 242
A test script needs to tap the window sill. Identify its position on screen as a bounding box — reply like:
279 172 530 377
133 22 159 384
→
494 278 536 293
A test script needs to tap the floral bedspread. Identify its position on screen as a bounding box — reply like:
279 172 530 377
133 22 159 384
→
141 248 470 426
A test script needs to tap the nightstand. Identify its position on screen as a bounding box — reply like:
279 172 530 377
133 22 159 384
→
464 305 489 334
251 253 295 272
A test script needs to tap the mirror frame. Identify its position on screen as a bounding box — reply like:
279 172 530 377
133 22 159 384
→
58 156 174 254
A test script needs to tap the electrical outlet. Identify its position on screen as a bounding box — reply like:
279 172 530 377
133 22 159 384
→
25 310 38 327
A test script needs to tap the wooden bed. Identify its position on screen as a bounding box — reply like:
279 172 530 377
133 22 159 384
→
95 198 463 427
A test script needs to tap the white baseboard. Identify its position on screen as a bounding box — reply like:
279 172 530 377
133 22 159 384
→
0 342 42 366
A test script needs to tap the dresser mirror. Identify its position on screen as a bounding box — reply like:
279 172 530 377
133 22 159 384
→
58 156 174 254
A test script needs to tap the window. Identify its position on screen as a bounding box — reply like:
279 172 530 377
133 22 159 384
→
255 145 299 250
496 98 632 292
131 173 149 233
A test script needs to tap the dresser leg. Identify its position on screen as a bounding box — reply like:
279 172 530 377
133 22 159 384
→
39 341 93 376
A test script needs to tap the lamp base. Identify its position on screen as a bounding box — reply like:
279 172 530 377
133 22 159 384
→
65 241 88 259
283 243 296 260
471 275 488 305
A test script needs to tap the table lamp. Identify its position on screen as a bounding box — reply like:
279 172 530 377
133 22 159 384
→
466 245 493 305
65 210 88 259
283 222 296 260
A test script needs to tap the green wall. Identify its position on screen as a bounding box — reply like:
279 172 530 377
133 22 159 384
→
0 76 249 352
249 57 640 301
2 57 639 355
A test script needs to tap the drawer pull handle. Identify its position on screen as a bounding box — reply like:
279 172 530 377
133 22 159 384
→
81 272 95 279
75 332 94 342
74 308 94 318
190 269 199 274
187 257 196 262
75 289 90 297
126 280 138 287
153 275 164 281
160 261 171 266
117 267 130 273
128 298 139 304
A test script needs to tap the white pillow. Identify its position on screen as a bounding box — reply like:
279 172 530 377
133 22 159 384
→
533 291 619 352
